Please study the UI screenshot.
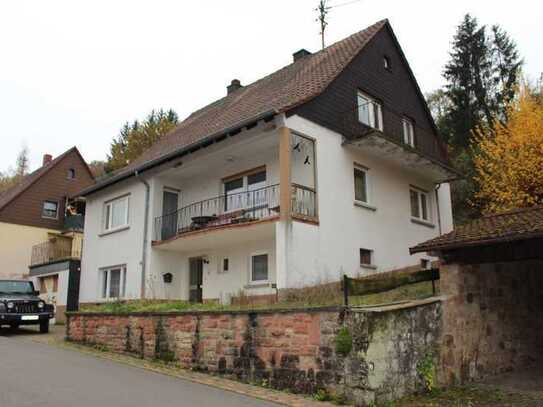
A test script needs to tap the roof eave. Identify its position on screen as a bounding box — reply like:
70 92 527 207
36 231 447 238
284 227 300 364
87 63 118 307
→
78 110 278 197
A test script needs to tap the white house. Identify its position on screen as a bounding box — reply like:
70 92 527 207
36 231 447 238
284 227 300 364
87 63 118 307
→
78 20 456 304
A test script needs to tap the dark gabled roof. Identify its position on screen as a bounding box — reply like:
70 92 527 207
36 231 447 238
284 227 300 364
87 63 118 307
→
0 147 93 211
410 206 543 254
79 19 389 196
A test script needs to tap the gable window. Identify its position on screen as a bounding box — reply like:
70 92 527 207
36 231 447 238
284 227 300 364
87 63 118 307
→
42 200 59 219
360 248 373 267
223 168 266 211
383 56 391 70
402 118 415 147
103 195 129 232
357 91 383 131
251 253 268 283
354 165 369 204
100 265 127 299
67 168 76 179
410 188 431 222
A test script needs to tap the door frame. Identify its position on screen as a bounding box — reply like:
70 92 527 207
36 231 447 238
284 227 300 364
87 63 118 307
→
188 257 204 303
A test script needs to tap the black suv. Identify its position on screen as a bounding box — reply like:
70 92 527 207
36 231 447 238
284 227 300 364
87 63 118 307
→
0 280 54 333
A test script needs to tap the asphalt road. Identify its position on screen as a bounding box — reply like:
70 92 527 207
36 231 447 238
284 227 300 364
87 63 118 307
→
0 329 279 407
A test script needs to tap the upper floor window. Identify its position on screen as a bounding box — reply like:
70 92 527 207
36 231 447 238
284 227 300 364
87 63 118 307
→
42 200 58 219
354 165 369 204
357 91 383 131
383 56 391 70
402 118 415 147
103 195 129 232
67 168 76 179
410 188 431 222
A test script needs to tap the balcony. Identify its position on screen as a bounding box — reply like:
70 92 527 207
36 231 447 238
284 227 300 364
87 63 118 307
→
341 102 458 182
30 236 82 266
153 183 317 244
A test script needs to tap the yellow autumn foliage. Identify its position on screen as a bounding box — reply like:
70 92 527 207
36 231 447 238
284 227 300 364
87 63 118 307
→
473 88 543 214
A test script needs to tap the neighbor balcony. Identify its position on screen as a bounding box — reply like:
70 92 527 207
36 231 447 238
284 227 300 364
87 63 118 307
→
153 183 317 244
30 236 82 266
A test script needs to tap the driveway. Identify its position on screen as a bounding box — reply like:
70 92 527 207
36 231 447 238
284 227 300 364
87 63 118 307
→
0 326 279 407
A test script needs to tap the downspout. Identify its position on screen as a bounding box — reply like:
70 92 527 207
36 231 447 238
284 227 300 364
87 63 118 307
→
135 170 150 299
434 183 442 235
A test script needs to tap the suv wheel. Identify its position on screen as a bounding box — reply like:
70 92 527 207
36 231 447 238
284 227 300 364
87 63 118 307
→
39 321 49 334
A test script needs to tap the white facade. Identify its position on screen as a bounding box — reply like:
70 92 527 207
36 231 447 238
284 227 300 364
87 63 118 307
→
79 116 453 304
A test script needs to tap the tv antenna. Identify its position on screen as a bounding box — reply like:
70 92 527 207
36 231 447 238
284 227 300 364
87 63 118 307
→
316 0 363 49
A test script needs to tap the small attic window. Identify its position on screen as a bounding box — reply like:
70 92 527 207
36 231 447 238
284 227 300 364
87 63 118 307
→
383 56 391 71
67 168 76 179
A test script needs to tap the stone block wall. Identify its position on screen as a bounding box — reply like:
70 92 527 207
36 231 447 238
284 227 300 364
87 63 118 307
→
439 260 543 385
67 301 442 406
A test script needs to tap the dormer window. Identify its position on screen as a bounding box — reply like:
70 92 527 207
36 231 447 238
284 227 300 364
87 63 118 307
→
357 91 383 131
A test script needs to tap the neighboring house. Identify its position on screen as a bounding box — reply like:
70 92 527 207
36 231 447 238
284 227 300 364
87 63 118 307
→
0 147 94 320
78 20 456 305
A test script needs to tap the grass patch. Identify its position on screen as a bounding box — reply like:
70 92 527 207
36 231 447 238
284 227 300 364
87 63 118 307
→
79 275 439 314
350 280 438 306
393 385 541 406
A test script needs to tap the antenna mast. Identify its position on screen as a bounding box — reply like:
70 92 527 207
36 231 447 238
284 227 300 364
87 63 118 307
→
316 0 331 49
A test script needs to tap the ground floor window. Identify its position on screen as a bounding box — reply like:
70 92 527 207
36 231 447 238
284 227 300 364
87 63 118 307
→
100 265 127 299
360 248 373 266
251 253 268 283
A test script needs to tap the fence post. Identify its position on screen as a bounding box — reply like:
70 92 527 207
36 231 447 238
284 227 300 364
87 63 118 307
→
342 275 349 307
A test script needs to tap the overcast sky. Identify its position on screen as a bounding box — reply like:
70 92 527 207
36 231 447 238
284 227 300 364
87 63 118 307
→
0 0 541 173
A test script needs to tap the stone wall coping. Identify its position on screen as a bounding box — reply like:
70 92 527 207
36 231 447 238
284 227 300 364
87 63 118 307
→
65 305 345 318
350 296 443 313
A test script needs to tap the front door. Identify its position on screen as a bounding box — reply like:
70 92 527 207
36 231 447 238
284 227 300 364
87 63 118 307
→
189 258 203 303
161 189 179 240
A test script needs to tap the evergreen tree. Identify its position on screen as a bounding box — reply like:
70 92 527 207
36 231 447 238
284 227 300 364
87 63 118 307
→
435 14 522 224
441 15 522 149
106 109 179 173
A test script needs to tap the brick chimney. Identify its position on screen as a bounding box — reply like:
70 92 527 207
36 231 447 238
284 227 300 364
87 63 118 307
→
42 154 53 166
227 79 242 95
293 49 312 62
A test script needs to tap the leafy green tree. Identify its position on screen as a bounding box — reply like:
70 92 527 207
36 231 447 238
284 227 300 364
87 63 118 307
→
106 109 179 173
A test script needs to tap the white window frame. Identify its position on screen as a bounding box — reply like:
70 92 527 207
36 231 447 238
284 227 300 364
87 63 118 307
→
357 91 383 131
249 252 269 284
402 117 415 148
42 200 59 219
353 164 376 211
100 265 127 299
410 187 433 224
103 195 130 232
223 168 267 212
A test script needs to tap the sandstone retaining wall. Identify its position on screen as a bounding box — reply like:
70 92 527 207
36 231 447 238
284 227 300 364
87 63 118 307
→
67 300 441 406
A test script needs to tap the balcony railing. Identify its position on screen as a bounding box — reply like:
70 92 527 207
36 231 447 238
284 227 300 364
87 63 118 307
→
153 183 318 242
30 238 81 266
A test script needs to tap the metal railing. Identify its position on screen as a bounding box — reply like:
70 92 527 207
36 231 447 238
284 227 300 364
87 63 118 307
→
30 238 81 266
154 184 281 241
341 102 450 165
153 183 320 241
291 184 317 219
